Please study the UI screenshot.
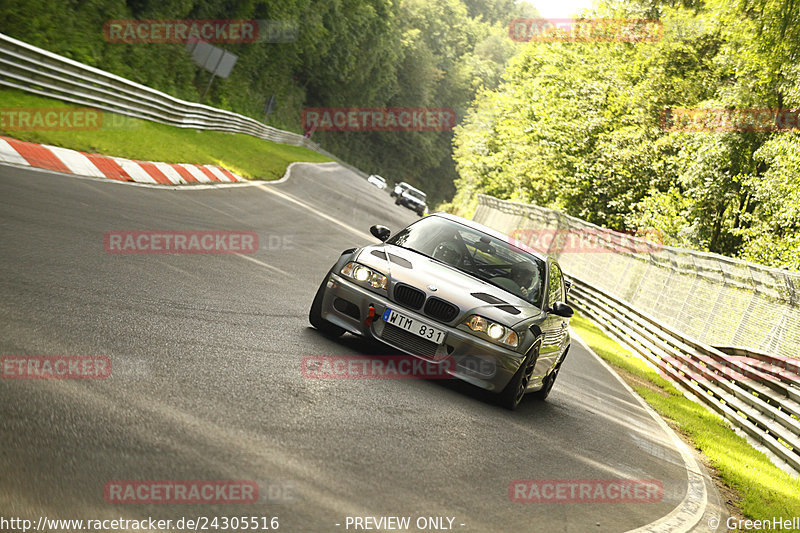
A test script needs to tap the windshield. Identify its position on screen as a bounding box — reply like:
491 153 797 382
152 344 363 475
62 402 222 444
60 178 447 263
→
405 189 426 201
388 216 545 306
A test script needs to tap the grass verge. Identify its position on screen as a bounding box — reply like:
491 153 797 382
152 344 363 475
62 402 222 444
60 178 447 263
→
570 312 800 529
0 88 331 180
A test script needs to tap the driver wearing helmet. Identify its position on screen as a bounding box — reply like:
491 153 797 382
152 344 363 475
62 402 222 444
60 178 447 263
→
432 240 462 267
510 261 537 299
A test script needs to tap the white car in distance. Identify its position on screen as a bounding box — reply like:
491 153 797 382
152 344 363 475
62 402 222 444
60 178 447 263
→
367 174 388 190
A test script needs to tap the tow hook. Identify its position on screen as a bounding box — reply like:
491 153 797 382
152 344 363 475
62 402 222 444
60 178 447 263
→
364 305 376 326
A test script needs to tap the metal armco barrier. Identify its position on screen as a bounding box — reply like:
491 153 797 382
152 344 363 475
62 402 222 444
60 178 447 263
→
4 29 798 473
472 194 800 473
0 32 367 179
473 194 800 360
569 276 800 473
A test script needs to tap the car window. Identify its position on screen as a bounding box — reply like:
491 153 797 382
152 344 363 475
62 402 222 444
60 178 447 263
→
387 216 546 306
548 262 564 305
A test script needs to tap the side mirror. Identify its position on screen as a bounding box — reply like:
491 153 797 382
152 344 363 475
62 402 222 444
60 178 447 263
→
549 301 574 318
370 225 391 242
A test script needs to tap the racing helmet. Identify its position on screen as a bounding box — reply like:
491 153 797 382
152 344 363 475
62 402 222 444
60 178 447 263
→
432 241 461 265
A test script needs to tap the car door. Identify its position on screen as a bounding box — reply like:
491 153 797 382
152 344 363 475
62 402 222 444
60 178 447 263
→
530 260 567 382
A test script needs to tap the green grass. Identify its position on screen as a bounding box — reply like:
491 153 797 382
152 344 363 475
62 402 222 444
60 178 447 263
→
571 313 800 530
0 88 331 180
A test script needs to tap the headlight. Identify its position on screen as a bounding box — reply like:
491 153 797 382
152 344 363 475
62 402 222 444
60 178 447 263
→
464 315 519 348
341 262 389 291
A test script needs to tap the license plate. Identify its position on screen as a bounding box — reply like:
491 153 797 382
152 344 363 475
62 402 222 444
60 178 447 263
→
382 308 446 345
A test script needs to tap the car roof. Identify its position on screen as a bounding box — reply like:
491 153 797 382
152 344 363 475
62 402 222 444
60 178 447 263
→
427 212 548 262
403 184 426 195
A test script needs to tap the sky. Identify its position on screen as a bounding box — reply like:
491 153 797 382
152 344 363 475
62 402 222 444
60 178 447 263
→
525 0 596 18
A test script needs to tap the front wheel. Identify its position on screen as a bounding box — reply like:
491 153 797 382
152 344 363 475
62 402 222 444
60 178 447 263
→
531 365 558 401
532 348 567 401
498 345 539 410
309 272 345 337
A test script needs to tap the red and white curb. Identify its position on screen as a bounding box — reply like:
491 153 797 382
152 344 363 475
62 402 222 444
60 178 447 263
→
0 135 244 185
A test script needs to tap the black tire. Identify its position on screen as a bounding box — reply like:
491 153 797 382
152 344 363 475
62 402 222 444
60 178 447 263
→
395 197 401 205
308 273 346 337
531 366 558 401
532 348 567 401
498 345 539 410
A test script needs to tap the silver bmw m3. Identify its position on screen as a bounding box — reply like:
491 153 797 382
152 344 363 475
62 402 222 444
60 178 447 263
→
309 213 573 409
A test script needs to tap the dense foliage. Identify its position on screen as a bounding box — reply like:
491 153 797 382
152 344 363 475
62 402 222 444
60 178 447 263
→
3 0 798 268
0 0 534 204
450 0 800 269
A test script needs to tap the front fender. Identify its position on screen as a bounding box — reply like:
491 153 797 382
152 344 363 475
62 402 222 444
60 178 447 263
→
329 247 359 276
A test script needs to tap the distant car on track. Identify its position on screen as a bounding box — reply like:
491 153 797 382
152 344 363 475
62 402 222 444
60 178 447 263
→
367 174 387 190
309 213 573 409
394 184 428 216
390 181 410 198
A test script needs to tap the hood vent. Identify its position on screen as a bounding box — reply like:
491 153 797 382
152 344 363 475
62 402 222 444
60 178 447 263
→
471 292 521 315
472 292 506 304
370 249 412 269
387 253 412 268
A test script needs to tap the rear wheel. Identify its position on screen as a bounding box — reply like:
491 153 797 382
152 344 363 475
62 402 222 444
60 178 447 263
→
498 345 539 410
309 272 345 337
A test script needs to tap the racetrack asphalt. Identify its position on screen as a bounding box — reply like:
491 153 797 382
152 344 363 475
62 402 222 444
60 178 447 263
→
0 161 723 532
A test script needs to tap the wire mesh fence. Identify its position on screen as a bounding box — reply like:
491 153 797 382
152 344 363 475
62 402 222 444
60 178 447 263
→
473 194 800 359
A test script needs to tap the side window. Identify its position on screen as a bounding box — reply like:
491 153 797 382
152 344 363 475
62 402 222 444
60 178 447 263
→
548 263 564 305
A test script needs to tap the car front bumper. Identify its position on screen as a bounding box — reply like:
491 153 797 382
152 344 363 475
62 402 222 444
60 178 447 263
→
398 198 425 211
319 273 525 392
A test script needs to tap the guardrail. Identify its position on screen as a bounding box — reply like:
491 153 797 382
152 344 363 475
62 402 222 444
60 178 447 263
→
471 193 800 473
568 276 800 473
6 29 797 472
473 194 800 360
0 32 367 179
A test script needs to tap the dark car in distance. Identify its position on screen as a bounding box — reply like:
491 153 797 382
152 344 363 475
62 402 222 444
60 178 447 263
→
395 184 428 216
